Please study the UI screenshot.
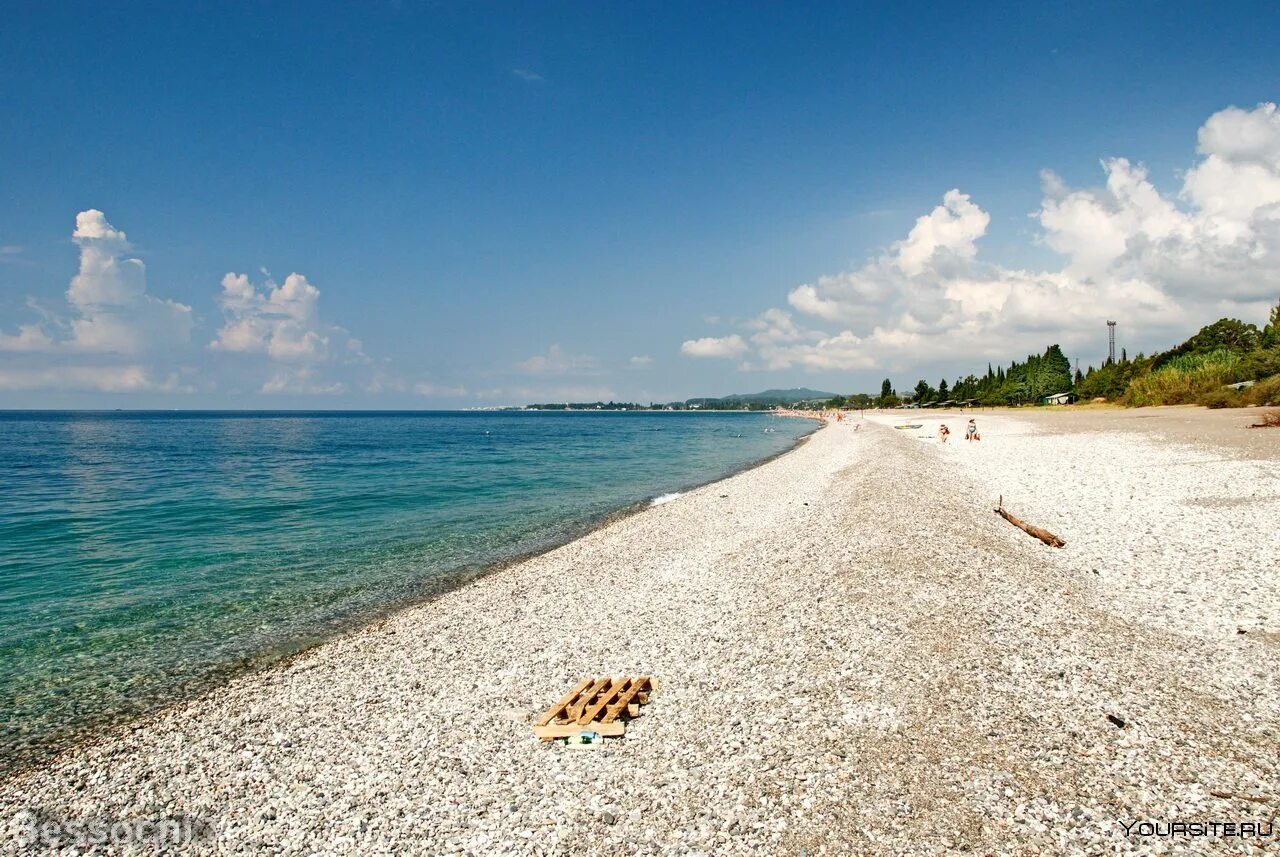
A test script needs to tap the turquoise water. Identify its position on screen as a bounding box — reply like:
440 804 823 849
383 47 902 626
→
0 410 813 772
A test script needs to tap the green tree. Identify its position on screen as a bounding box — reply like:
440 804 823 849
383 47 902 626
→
913 379 933 403
1263 298 1280 349
1182 318 1261 354
1040 344 1074 395
938 379 949 400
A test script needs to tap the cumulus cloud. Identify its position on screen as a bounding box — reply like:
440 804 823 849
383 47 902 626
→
742 309 875 371
0 210 193 357
515 344 602 375
212 272 361 361
629 355 654 367
680 334 748 358
0 210 195 392
892 189 990 276
64 210 194 354
210 270 369 393
688 103 1280 372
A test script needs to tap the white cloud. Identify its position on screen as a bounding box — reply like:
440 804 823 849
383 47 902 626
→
0 324 54 352
629 355 654 367
0 210 193 356
690 102 1280 373
680 334 747 359
210 270 369 393
63 210 194 354
0 211 195 393
515 343 602 375
1184 102 1280 228
212 272 355 362
759 330 880 371
892 189 989 276
743 309 864 370
511 68 544 83
0 365 189 393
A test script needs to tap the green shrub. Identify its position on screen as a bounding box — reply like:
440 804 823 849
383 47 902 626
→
1244 374 1280 406
1197 388 1242 408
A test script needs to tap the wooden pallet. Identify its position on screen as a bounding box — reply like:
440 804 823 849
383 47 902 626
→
534 676 655 740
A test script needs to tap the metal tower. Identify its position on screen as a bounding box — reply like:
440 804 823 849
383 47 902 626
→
1107 321 1117 364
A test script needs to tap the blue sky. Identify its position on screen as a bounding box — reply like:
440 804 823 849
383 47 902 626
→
3 2 1280 407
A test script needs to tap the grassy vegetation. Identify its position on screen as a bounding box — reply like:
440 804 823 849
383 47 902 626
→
1122 350 1244 407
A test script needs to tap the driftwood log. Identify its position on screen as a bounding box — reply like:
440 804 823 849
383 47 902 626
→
1248 410 1280 428
995 495 1065 548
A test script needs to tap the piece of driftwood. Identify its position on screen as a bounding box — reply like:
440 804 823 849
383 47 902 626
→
995 495 1065 548
1208 789 1271 803
1248 410 1280 428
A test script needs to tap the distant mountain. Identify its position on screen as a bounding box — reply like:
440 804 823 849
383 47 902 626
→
687 388 836 406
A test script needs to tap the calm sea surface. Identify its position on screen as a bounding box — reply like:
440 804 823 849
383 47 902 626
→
0 410 813 771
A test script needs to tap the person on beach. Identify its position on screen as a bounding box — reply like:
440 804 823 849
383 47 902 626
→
939 424 951 443
966 419 980 441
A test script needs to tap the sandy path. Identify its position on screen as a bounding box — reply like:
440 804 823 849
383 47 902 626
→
2 414 1277 855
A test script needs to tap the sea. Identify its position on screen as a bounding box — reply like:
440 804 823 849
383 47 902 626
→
0 409 814 772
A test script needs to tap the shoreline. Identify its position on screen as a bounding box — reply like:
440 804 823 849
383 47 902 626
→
0 412 822 780
3 410 1276 854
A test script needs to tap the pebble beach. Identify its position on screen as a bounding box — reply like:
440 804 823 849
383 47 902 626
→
3 407 1278 855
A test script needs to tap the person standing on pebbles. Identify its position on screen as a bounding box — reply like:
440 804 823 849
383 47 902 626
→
966 418 980 441
939 424 951 443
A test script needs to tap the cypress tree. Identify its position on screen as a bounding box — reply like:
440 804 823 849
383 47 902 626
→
1042 344 1073 393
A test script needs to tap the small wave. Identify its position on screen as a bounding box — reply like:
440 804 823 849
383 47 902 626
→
649 492 682 506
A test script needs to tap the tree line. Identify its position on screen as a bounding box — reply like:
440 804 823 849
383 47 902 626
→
848 343 1075 408
829 300 1280 409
